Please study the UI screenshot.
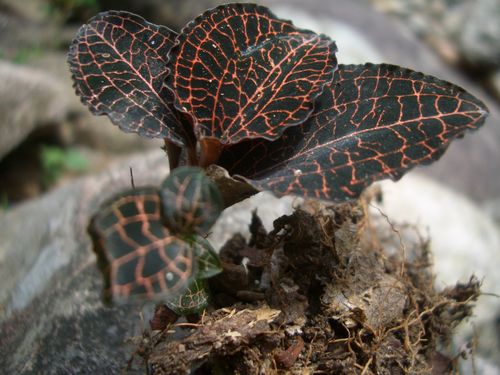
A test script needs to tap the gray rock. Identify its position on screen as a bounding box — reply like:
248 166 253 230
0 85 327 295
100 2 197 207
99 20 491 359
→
482 197 500 227
360 0 500 70
0 61 71 160
457 0 500 69
0 3 72 59
490 69 500 102
0 0 48 23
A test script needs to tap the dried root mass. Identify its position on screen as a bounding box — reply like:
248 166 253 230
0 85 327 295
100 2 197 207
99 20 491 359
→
135 194 479 374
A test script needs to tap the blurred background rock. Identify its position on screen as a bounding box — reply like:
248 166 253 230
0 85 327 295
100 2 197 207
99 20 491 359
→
0 0 498 373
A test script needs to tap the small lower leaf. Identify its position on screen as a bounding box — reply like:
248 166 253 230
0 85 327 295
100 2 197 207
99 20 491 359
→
165 279 210 315
88 188 195 303
192 235 222 280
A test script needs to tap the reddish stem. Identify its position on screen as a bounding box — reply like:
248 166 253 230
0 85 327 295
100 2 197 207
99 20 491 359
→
199 138 223 168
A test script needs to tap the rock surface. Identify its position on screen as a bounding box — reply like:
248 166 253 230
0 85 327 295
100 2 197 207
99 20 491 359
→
456 0 500 69
0 61 71 160
363 0 500 70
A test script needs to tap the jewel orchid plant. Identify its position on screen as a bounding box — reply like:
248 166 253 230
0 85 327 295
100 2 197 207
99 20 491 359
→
69 3 488 307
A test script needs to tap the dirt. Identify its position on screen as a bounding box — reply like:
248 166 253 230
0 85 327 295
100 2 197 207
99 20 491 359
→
125 193 480 374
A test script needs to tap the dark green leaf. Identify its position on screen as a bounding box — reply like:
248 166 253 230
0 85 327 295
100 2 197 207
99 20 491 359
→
68 11 194 145
192 235 222 279
88 188 196 303
220 64 489 201
165 279 210 315
167 3 337 145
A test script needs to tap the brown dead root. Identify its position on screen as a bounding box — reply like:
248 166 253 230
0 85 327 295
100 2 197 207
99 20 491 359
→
130 190 480 375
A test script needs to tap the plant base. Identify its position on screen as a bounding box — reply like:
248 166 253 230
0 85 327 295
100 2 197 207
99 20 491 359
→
137 194 479 374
